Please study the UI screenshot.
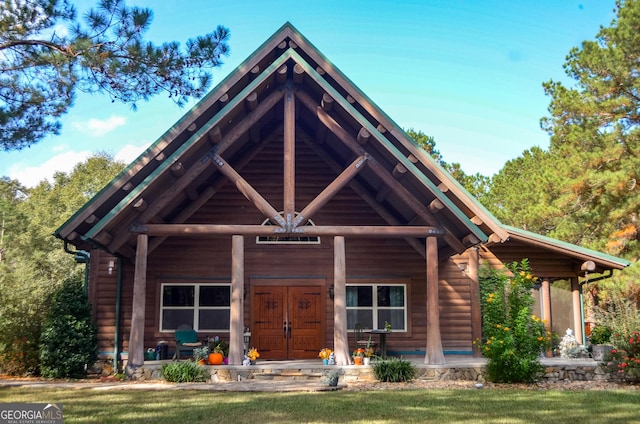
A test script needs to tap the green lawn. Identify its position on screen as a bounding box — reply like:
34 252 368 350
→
1 387 639 423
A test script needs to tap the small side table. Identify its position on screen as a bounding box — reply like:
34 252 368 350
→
368 329 391 358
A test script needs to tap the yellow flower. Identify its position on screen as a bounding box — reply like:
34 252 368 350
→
520 271 525 277
504 327 510 331
537 336 543 341
496 324 502 329
486 340 491 344
247 347 260 361
485 347 490 352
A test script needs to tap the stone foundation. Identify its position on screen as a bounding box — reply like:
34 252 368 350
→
127 359 618 384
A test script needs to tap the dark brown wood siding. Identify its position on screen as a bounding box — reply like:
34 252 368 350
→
90 135 475 357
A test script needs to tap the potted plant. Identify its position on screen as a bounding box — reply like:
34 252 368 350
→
247 347 260 364
321 368 344 387
192 346 209 365
589 326 613 361
319 348 332 365
208 337 229 365
352 348 364 365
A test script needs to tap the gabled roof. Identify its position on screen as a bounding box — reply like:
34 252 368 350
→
55 22 626 277
501 224 630 271
56 22 506 260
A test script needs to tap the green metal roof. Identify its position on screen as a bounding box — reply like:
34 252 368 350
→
502 224 630 269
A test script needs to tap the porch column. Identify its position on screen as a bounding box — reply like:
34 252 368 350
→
570 277 583 344
127 234 148 368
468 247 482 358
229 235 245 365
333 236 351 365
425 236 445 364
541 278 553 357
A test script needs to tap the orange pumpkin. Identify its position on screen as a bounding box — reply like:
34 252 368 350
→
208 352 224 365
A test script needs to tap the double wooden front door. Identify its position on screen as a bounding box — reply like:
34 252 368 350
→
252 286 324 359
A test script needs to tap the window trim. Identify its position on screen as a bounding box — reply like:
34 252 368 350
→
346 283 407 332
160 282 231 332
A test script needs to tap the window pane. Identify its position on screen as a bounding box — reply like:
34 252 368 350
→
163 286 194 307
346 286 372 307
389 286 405 307
347 309 373 330
377 310 405 331
200 286 230 307
199 310 230 330
162 309 193 330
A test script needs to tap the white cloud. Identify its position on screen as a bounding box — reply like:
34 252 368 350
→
115 142 150 164
9 141 151 188
72 115 127 137
9 150 91 188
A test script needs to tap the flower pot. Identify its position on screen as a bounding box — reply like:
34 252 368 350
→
208 352 224 365
363 357 371 366
250 360 256 365
353 356 363 365
323 359 329 365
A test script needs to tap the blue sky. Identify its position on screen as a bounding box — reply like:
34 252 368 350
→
1 0 617 187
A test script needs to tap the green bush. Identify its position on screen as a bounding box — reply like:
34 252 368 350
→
474 259 548 383
589 326 612 345
161 361 209 383
39 277 98 379
372 358 416 382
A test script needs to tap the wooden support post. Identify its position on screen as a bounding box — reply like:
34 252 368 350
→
283 88 296 225
333 236 351 365
425 236 445 364
468 248 482 357
571 277 583 345
229 235 245 365
127 234 148 368
541 278 553 357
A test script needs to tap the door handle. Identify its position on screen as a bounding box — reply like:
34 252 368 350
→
288 322 292 339
283 321 287 337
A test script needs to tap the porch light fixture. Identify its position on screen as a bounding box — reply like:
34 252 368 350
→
108 260 115 275
329 284 334 299
457 262 467 275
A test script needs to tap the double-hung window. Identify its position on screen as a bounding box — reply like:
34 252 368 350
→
161 283 231 332
346 284 406 331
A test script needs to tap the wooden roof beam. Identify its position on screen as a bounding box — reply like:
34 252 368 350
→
293 155 368 227
296 90 466 253
283 87 296 224
146 126 281 255
212 154 286 228
106 89 286 253
293 63 304 84
134 223 445 238
321 93 333 112
356 127 370 145
300 134 426 259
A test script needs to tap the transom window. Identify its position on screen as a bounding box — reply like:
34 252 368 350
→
346 284 407 331
160 284 231 332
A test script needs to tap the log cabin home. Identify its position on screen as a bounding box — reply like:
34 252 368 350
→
55 23 629 370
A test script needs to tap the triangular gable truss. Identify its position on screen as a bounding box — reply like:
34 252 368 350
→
55 23 507 260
